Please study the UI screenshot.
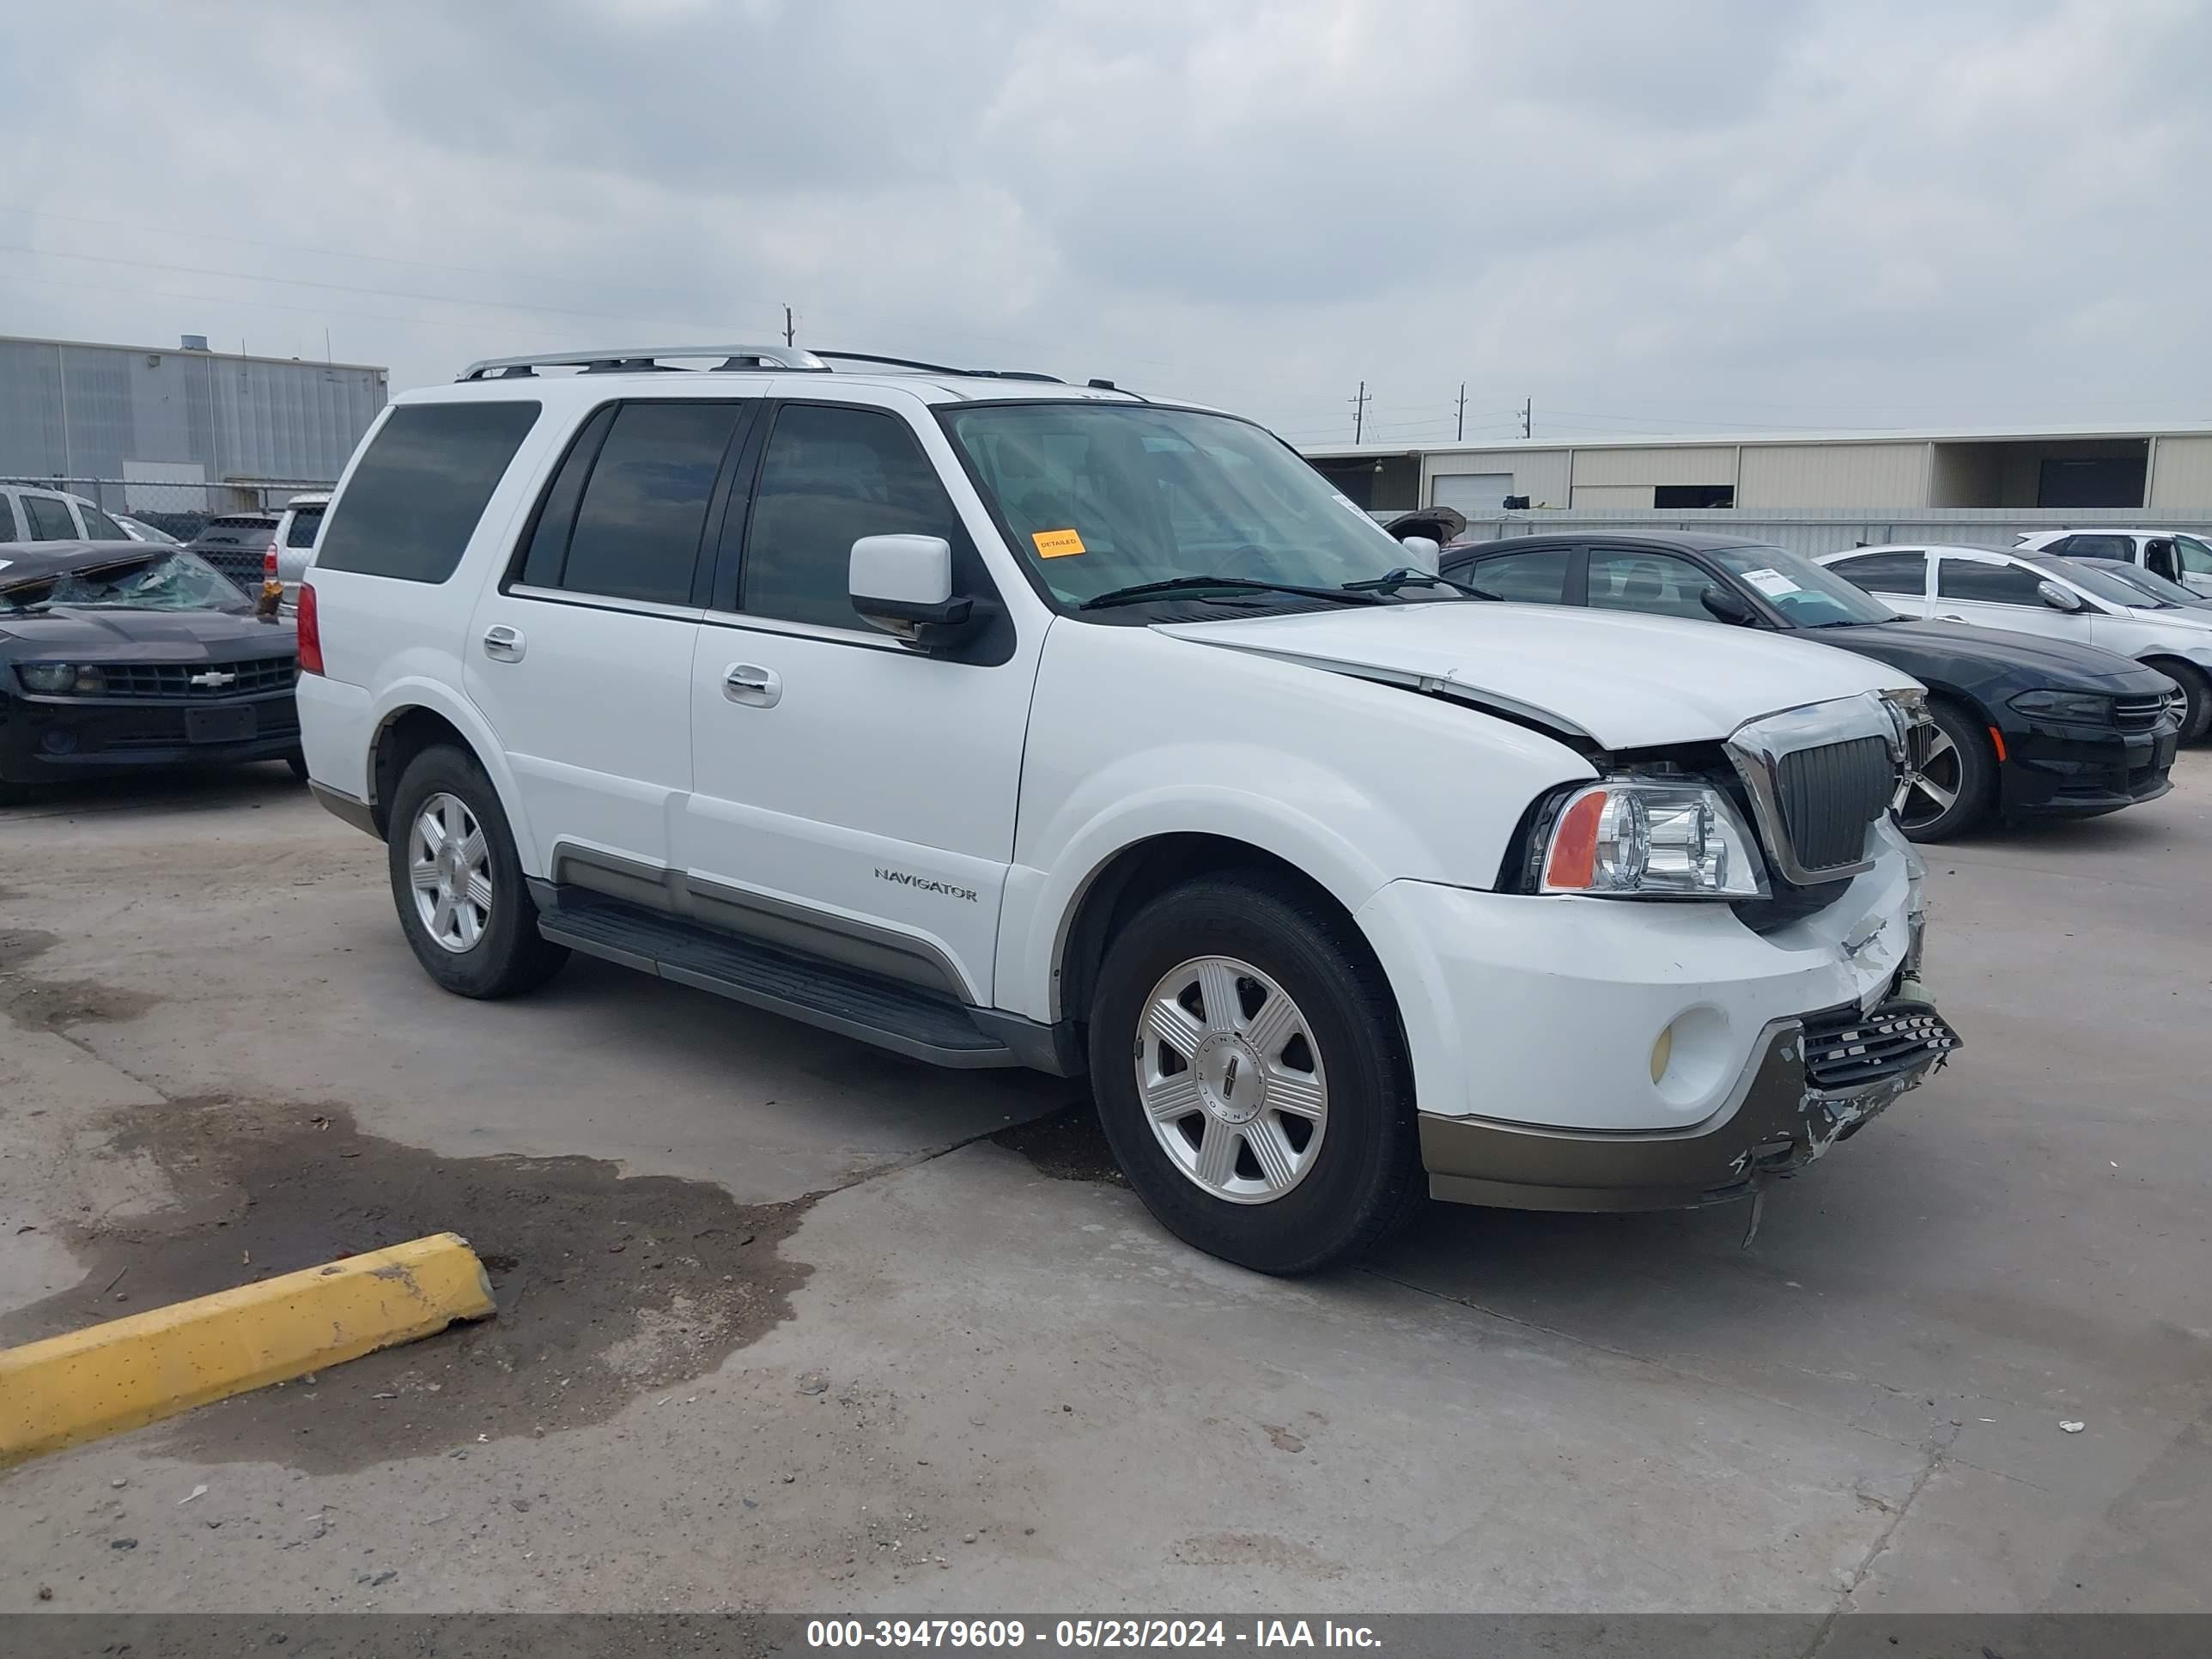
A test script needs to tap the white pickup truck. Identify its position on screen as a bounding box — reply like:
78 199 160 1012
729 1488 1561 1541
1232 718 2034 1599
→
295 344 1957 1273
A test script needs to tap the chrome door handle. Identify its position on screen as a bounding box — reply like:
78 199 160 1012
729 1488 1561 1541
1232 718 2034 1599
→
722 663 781 707
482 624 525 662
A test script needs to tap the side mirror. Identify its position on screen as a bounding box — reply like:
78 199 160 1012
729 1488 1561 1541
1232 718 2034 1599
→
2036 580 2087 614
1700 586 1759 625
850 534 972 646
1396 534 1440 575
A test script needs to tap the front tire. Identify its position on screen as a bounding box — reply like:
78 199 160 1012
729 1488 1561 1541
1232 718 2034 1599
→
1898 700 1995 842
2149 659 2211 743
386 744 568 999
1086 874 1421 1275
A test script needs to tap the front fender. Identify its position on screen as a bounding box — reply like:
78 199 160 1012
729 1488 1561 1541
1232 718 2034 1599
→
997 623 1595 1024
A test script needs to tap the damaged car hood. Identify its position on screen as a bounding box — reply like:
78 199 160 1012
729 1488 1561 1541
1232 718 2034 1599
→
1155 603 1921 749
0 606 294 659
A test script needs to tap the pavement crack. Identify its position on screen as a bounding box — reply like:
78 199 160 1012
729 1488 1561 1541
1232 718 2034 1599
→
1802 1420 1962 1656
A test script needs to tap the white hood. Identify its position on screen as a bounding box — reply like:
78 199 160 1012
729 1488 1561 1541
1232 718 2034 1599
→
1156 602 1921 750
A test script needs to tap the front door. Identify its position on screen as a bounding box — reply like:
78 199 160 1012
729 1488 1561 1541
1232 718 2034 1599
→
465 398 751 876
675 398 1037 1008
1930 554 2094 646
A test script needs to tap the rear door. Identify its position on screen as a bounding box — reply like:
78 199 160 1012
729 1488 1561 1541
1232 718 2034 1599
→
675 396 1036 1006
20 493 81 541
1450 543 1578 605
1823 550 1931 618
465 398 753 884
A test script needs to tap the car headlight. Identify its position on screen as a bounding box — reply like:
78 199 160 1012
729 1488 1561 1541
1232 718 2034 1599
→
16 662 77 693
1536 780 1768 898
2008 689 2113 723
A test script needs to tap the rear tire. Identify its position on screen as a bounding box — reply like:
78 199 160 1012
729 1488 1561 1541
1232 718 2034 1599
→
2148 659 2211 742
386 744 568 999
285 752 309 781
1898 700 1994 842
1086 874 1422 1275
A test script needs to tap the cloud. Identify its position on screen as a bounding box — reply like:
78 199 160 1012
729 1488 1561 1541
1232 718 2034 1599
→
2 0 2206 455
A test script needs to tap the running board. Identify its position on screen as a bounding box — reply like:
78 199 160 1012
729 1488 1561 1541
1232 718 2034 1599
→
532 885 1020 1068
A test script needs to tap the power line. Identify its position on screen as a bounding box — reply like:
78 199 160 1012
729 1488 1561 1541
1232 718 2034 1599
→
0 242 730 331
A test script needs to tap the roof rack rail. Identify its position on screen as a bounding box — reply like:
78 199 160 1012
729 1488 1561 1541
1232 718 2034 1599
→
457 343 828 381
812 350 1063 384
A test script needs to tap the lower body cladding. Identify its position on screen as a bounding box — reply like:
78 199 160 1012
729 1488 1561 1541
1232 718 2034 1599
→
0 689 301 783
1358 821 1961 1211
1419 994 1958 1212
2001 718 2177 820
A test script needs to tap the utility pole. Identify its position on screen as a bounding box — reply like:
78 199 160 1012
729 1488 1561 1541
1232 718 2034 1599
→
1351 380 1370 443
783 305 796 348
1455 384 1468 442
1520 397 1532 439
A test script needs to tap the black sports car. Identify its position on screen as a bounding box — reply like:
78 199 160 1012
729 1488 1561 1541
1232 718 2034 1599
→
0 540 303 803
1443 531 2182 840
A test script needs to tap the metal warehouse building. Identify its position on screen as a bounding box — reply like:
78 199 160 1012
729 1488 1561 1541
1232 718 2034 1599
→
1305 422 2212 552
0 332 387 510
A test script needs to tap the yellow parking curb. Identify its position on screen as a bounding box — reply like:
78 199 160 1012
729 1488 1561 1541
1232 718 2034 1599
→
0 1232 496 1467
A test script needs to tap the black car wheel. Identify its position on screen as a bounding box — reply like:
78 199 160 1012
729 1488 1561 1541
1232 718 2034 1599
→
1898 701 1995 842
2148 659 2211 743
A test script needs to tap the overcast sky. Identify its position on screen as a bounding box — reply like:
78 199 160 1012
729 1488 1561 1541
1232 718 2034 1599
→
3 0 2207 448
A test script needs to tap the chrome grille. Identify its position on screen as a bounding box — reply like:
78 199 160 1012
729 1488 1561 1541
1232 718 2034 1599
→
84 658 298 699
2119 691 2184 732
1802 998 1960 1092
1773 737 1894 874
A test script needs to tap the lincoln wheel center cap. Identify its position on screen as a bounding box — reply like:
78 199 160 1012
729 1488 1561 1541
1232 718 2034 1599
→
1194 1032 1265 1126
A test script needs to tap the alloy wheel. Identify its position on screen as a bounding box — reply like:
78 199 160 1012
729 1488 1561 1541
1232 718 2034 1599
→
1133 955 1328 1205
407 791 493 953
1898 724 1962 830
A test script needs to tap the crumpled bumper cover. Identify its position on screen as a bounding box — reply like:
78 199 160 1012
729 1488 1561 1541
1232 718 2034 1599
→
1419 988 1961 1213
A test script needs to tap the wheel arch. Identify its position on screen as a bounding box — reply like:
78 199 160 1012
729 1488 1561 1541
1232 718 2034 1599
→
1050 831 1405 1056
364 684 530 862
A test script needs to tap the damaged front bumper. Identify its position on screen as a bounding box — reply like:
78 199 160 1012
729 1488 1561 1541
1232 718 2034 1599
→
1419 985 1960 1213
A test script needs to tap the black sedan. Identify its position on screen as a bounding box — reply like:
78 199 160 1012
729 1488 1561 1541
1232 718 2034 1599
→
1443 531 2181 840
1 541 303 803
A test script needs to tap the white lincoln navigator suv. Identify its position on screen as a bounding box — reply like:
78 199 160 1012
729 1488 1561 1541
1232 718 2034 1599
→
297 344 1958 1273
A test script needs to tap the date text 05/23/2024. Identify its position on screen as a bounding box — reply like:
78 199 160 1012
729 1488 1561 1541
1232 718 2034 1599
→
806 1620 1382 1650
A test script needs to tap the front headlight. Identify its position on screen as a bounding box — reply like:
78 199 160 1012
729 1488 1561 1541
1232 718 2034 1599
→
1536 780 1768 898
17 662 76 693
2008 689 2113 723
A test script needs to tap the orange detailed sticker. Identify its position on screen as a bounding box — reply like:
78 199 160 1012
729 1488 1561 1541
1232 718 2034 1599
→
1031 528 1086 558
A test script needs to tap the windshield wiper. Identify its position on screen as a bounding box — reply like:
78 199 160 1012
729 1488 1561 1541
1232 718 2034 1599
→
1341 567 1497 599
1079 575 1384 611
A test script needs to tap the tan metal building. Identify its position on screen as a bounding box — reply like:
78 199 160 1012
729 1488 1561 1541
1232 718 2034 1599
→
1304 422 2212 517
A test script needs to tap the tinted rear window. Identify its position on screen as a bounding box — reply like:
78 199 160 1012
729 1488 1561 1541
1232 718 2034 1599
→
318 402 541 583
284 504 325 547
191 517 277 546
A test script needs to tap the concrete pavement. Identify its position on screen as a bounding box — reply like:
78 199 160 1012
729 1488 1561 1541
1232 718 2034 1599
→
2 763 2206 1611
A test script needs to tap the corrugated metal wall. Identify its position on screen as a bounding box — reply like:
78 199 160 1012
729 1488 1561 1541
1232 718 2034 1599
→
1566 445 1739 488
0 337 385 484
2150 437 2212 509
1738 442 1929 509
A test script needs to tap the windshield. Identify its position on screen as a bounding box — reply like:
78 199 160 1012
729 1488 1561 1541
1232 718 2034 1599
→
2097 562 2201 605
1705 544 1894 626
943 403 1416 608
2030 554 2177 610
0 550 249 614
2176 534 2212 576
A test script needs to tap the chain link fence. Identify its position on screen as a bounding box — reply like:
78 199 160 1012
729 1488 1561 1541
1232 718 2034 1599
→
1 476 336 548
